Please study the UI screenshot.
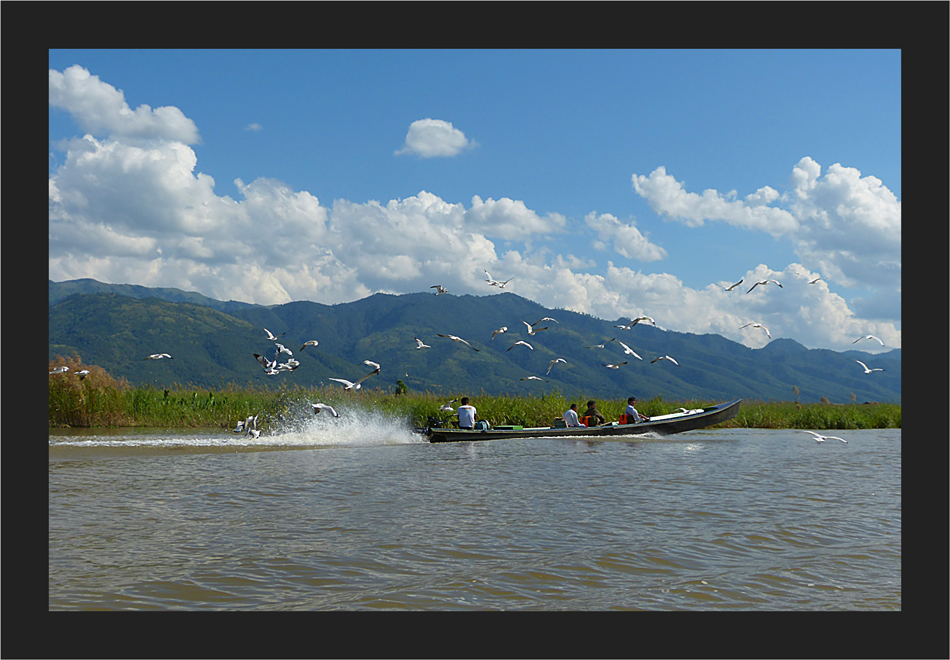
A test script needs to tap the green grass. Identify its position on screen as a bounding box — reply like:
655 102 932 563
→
50 360 901 432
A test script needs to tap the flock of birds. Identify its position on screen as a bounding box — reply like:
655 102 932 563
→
48 268 888 445
720 276 887 376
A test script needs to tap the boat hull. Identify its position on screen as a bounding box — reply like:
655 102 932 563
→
425 399 741 443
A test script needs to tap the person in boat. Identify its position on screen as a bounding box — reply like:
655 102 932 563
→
585 400 606 427
563 403 584 428
625 396 650 423
457 397 478 430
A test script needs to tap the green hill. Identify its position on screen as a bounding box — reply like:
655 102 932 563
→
48 280 901 403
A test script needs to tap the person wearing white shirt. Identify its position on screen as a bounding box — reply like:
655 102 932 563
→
457 397 477 429
563 403 584 427
625 396 649 423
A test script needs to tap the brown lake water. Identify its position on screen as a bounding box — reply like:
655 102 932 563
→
49 413 900 611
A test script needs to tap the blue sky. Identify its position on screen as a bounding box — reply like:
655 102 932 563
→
49 49 900 354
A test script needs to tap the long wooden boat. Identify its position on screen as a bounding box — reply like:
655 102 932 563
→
424 399 741 443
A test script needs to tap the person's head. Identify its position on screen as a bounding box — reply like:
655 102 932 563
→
628 396 636 404
587 400 596 408
460 397 470 405
569 403 577 411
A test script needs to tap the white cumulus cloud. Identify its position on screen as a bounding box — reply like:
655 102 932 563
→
49 65 200 144
394 118 477 158
584 212 667 262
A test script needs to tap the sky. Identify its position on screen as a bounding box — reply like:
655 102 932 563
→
49 49 901 354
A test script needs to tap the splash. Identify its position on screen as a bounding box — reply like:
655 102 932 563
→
264 403 426 448
48 403 427 450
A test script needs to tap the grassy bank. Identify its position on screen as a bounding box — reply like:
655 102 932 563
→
49 359 900 431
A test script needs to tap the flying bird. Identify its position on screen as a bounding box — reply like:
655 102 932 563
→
800 430 847 444
234 414 258 433
437 334 479 351
491 326 508 340
721 278 744 292
430 285 448 295
617 340 643 360
507 340 534 352
740 322 771 339
77 369 91 380
602 362 628 369
363 360 381 374
311 403 341 418
808 276 821 284
856 360 884 374
617 316 656 329
650 355 679 366
522 321 549 336
747 279 783 294
520 376 547 382
414 337 431 349
532 317 558 326
144 353 173 360
484 270 514 288
50 366 69 375
329 377 363 391
264 328 286 341
300 340 320 351
275 343 293 356
546 358 567 375
586 338 616 349
439 399 457 412
852 335 884 347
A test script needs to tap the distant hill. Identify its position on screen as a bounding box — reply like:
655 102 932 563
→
48 280 901 403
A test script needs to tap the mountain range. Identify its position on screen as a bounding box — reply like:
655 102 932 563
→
49 278 901 403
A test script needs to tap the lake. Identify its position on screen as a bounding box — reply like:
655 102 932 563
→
49 413 900 610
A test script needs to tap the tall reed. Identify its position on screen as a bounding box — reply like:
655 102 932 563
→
50 361 901 432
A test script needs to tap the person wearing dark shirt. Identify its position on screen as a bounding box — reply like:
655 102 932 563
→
585 400 606 427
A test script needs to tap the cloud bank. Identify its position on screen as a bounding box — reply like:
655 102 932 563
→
50 66 900 353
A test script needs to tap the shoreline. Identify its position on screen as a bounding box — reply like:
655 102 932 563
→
49 384 901 431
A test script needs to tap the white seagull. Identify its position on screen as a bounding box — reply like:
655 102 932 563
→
300 340 319 351
275 343 293 357
439 399 457 412
431 284 448 295
747 279 783 294
522 320 549 336
546 358 567 375
77 369 91 380
507 340 534 352
852 335 884 347
437 334 479 351
651 355 680 366
491 326 508 340
587 338 617 349
617 316 656 330
264 328 286 341
617 340 643 360
521 375 547 382
808 276 821 284
144 353 173 360
363 360 381 374
856 360 884 374
484 270 514 288
311 403 341 418
740 322 771 339
414 337 431 349
50 366 69 375
329 377 363 391
532 317 558 326
721 278 744 292
602 362 628 369
800 430 847 444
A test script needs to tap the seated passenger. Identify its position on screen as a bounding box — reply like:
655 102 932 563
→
625 396 650 423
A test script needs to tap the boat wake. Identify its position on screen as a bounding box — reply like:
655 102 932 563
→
48 403 426 451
